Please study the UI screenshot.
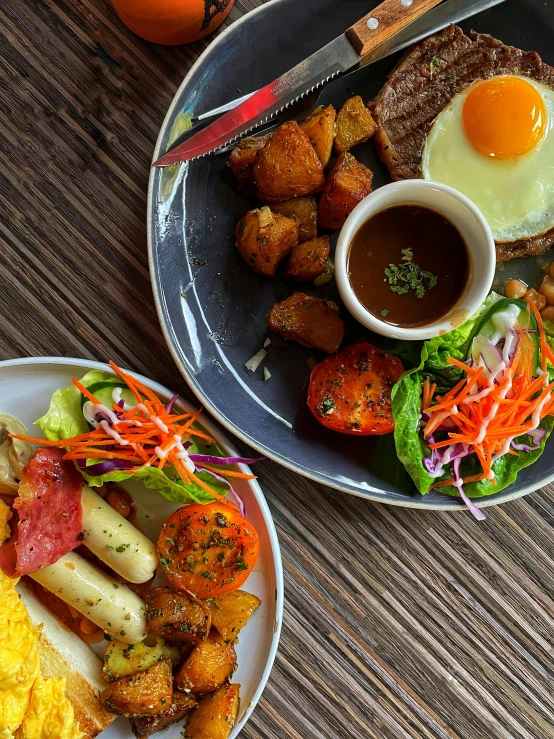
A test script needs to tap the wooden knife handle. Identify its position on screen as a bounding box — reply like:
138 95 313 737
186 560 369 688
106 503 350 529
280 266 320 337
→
346 0 443 57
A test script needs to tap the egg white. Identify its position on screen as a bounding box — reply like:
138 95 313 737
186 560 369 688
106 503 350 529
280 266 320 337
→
422 76 554 243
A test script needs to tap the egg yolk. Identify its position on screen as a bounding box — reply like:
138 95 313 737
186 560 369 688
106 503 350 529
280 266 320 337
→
463 76 547 158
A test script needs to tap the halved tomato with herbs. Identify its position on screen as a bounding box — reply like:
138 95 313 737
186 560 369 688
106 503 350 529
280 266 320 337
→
307 343 404 435
157 503 259 599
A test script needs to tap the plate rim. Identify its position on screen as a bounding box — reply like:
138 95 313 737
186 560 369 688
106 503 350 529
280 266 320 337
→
0 355 284 739
146 0 554 511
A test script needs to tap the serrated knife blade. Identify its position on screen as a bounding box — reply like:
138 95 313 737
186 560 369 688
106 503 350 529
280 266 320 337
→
153 0 445 166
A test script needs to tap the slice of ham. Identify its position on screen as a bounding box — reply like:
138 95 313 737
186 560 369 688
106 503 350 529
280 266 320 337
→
0 448 83 577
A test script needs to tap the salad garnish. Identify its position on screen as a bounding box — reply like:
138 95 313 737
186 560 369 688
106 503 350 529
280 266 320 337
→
392 294 554 518
11 362 264 508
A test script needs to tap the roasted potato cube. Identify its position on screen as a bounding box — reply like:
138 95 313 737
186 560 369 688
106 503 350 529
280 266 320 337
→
334 95 377 153
209 589 261 643
131 693 198 739
100 658 173 717
146 586 211 646
184 684 240 739
268 292 344 354
103 637 181 681
300 105 336 167
175 629 237 695
228 135 271 197
235 206 298 277
284 236 330 282
271 197 317 243
253 121 324 202
318 152 373 231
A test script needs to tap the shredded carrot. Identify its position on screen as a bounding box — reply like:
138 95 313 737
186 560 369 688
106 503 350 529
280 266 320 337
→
11 362 251 505
195 462 256 480
72 378 101 405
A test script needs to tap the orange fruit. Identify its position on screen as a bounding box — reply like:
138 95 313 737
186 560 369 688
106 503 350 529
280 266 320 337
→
111 0 234 45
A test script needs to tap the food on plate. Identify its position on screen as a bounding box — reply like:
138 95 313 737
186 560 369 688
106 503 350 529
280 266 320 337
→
235 206 298 277
523 288 546 310
253 121 325 202
209 589 261 643
308 343 404 435
334 95 377 153
99 657 173 716
80 485 159 583
1 572 113 739
267 292 345 354
347 204 468 327
0 365 264 737
228 134 272 197
1 448 83 578
373 25 554 262
14 363 258 505
317 152 373 231
284 235 330 282
28 550 148 644
174 629 237 694
103 637 181 681
270 196 318 243
130 692 198 739
145 586 212 645
299 104 336 167
0 499 11 545
422 75 554 244
392 294 554 516
157 502 260 599
0 414 33 493
184 683 240 739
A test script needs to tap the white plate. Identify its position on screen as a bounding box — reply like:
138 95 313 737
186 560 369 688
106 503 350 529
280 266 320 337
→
0 357 283 739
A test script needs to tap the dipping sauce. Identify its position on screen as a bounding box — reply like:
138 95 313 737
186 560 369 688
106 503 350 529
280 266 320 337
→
347 204 469 327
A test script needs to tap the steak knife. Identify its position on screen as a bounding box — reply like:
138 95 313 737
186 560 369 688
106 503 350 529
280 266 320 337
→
192 0 507 125
153 0 502 166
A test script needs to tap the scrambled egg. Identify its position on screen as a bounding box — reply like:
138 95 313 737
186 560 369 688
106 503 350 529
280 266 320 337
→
0 572 82 739
0 500 12 546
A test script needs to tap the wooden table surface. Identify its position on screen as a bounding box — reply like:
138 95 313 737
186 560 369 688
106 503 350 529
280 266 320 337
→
2 2 554 738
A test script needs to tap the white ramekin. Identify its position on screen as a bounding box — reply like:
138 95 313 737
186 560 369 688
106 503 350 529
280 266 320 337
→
335 180 496 341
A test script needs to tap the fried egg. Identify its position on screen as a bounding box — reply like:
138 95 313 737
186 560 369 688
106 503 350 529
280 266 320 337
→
422 75 554 243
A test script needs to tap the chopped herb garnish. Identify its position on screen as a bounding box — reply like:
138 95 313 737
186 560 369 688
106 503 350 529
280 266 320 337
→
400 247 413 262
429 56 442 77
115 543 130 553
380 309 389 317
159 557 170 569
316 396 335 417
384 260 438 299
235 552 249 572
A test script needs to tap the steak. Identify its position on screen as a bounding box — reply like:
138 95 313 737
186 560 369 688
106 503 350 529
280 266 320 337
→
373 25 554 262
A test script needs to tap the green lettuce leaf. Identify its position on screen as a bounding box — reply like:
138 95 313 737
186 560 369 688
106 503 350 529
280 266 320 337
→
35 371 229 505
391 293 553 497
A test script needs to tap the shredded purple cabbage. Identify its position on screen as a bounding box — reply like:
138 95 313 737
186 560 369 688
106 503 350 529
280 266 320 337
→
166 393 179 414
117 398 125 409
458 488 487 521
199 468 246 516
189 454 265 466
452 458 486 521
77 459 137 475
511 427 547 452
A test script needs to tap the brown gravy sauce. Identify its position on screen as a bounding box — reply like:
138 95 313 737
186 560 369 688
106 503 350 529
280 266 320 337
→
348 204 469 328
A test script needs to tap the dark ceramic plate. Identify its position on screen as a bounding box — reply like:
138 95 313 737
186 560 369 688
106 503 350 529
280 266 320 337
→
149 0 554 509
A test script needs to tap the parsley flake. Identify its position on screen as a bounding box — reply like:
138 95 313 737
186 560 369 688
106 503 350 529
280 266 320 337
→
384 259 438 299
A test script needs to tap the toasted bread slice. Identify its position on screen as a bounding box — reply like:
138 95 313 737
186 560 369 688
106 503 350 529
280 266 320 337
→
17 581 115 739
